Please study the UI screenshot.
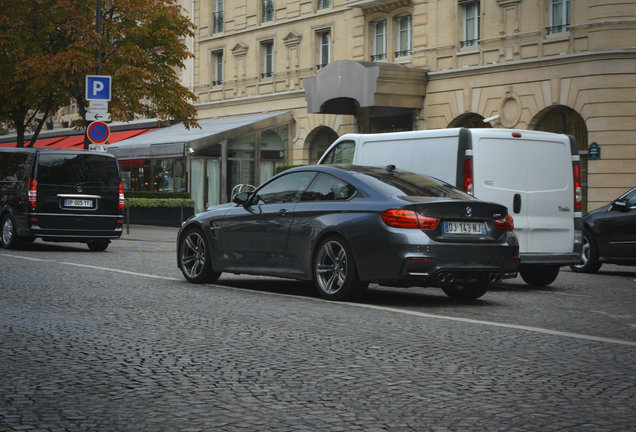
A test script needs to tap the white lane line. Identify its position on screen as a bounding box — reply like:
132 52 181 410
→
3 252 635 347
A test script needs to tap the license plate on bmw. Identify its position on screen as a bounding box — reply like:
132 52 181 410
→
444 221 486 234
64 198 94 208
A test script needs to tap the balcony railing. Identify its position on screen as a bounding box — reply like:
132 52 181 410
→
460 39 479 48
212 80 223 86
261 71 273 78
212 12 224 33
395 49 412 58
371 53 386 61
317 0 330 9
262 0 274 22
546 24 570 35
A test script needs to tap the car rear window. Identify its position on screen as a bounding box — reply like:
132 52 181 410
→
36 154 119 187
360 171 472 199
0 152 31 182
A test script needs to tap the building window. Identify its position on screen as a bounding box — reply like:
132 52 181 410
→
316 28 331 70
261 40 274 78
548 0 570 34
262 0 274 22
212 50 223 85
317 0 330 9
371 19 387 61
460 0 480 48
395 14 412 57
212 0 223 33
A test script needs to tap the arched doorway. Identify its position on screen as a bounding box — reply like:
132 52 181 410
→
531 105 588 212
307 126 338 164
448 113 493 128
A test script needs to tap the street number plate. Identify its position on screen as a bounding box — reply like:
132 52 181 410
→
444 221 486 234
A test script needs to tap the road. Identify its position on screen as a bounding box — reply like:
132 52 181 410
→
1 236 635 432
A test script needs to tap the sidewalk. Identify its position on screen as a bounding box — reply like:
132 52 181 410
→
118 224 179 243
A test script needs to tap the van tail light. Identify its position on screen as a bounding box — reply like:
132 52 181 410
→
463 159 473 195
28 178 37 209
572 162 582 211
494 214 514 231
118 183 125 212
381 209 439 230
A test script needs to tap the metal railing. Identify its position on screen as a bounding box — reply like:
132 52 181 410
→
212 12 223 33
546 24 570 35
262 0 274 22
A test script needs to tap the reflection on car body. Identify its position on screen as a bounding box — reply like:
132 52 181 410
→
177 165 519 301
571 186 636 273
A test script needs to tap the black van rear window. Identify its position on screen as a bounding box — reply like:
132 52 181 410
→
37 154 119 187
0 152 30 181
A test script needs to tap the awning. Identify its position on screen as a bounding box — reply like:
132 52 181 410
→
0 128 153 149
107 111 293 160
304 60 427 114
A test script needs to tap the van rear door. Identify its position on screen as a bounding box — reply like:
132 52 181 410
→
472 131 574 256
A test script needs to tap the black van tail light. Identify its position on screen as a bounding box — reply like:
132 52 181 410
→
118 183 125 212
494 214 514 231
381 209 439 230
28 178 37 209
572 162 582 211
463 159 473 195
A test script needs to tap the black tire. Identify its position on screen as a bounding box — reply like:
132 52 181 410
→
442 275 489 300
569 231 602 274
520 265 560 286
313 235 367 301
87 240 110 252
178 228 221 283
1 213 23 249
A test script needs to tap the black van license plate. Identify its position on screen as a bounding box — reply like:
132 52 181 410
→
64 198 94 208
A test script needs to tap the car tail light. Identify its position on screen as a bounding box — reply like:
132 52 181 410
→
494 214 514 231
381 209 439 230
463 159 473 195
28 178 37 209
118 183 125 212
572 162 582 211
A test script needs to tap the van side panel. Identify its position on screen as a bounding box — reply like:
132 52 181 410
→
356 136 460 184
473 133 574 254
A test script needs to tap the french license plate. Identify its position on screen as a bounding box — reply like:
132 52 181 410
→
64 199 94 208
444 221 486 234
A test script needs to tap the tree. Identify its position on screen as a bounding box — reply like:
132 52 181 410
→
0 0 198 148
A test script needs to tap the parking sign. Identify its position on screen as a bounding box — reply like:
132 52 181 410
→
85 75 112 101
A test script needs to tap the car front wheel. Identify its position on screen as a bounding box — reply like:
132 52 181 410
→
569 231 602 273
178 228 221 283
313 236 367 301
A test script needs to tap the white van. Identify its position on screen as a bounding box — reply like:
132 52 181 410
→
317 128 583 286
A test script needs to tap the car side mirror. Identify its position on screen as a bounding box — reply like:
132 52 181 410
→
232 192 251 206
611 199 629 212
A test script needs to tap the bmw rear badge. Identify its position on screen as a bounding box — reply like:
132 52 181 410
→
466 206 472 216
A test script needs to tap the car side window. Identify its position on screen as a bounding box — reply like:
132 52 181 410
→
321 141 355 164
255 171 316 204
624 189 636 207
301 173 356 202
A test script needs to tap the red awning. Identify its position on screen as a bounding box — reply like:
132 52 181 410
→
46 135 86 149
0 128 154 149
108 129 151 143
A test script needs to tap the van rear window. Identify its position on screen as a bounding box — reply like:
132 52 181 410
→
0 152 30 181
37 154 119 187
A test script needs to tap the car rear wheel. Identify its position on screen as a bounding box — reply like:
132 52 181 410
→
313 236 367 301
1 214 22 249
442 276 489 300
179 228 221 283
87 240 110 252
520 265 560 286
569 231 602 274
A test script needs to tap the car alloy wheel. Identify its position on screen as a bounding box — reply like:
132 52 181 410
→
1 214 20 249
313 236 366 300
179 228 221 283
569 231 601 274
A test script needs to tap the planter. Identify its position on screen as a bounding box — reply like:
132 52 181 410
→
126 206 194 227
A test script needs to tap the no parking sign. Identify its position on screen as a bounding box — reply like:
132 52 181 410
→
87 121 110 144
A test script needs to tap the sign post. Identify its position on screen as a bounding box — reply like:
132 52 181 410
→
85 75 112 123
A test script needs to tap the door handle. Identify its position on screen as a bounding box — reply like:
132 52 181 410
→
513 194 521 214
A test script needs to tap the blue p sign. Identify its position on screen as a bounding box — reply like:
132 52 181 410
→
85 75 112 101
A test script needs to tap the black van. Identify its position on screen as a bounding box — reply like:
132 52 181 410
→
0 148 124 251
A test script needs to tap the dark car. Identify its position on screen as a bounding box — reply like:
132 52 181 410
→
570 186 636 273
177 165 519 301
0 148 124 251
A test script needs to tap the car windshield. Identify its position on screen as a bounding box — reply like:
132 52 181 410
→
357 170 472 199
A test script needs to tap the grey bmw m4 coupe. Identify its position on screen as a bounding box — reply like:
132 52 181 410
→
177 165 519 301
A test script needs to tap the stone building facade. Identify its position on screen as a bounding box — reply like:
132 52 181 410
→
192 0 636 211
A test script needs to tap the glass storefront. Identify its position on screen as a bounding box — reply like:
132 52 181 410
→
119 158 187 192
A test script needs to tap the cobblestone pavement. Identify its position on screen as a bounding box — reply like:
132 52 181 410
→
1 238 635 431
